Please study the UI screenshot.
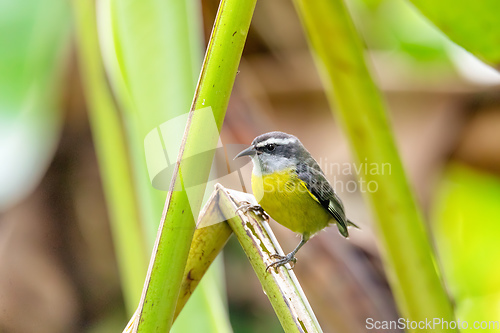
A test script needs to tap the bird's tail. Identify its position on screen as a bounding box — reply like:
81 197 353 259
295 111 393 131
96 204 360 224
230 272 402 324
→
347 219 360 229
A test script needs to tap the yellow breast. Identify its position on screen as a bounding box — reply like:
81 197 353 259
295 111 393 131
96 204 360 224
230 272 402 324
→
251 168 331 236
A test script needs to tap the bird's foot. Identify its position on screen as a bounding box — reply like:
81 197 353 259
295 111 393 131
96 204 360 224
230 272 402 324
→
235 202 269 220
266 253 297 272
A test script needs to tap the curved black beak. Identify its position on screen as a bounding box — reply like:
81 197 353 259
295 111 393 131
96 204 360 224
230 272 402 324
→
234 145 256 160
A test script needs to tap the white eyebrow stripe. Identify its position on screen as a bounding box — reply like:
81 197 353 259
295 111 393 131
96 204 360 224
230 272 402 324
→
255 137 297 147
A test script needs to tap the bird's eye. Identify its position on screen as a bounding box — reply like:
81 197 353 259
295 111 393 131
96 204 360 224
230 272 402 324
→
266 144 275 151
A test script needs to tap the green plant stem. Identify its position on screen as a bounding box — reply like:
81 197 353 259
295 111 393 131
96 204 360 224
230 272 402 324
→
98 1 232 330
134 0 257 331
293 0 455 330
73 0 147 314
174 188 233 321
217 185 323 333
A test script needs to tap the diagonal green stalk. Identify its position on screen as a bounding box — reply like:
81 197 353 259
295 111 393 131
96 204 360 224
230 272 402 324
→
218 186 323 333
293 0 455 330
72 0 148 314
98 0 232 330
133 0 258 331
172 184 322 332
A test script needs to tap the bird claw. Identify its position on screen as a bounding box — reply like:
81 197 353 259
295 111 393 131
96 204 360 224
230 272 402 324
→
266 253 297 273
235 202 270 220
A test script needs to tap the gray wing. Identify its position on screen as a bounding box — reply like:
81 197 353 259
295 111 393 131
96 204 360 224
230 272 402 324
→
296 158 349 237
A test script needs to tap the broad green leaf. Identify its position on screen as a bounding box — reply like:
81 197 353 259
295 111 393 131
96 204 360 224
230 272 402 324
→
352 0 452 64
409 0 500 67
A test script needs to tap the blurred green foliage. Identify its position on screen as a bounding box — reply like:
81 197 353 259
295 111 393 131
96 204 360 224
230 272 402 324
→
0 0 69 210
98 0 203 243
353 0 450 63
354 0 500 68
410 0 500 67
73 0 148 314
433 163 500 329
0 0 68 115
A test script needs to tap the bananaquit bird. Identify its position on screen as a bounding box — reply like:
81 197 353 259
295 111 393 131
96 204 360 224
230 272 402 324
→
235 131 357 270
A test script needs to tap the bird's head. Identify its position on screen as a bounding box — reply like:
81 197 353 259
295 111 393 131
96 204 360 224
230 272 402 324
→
235 131 306 175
